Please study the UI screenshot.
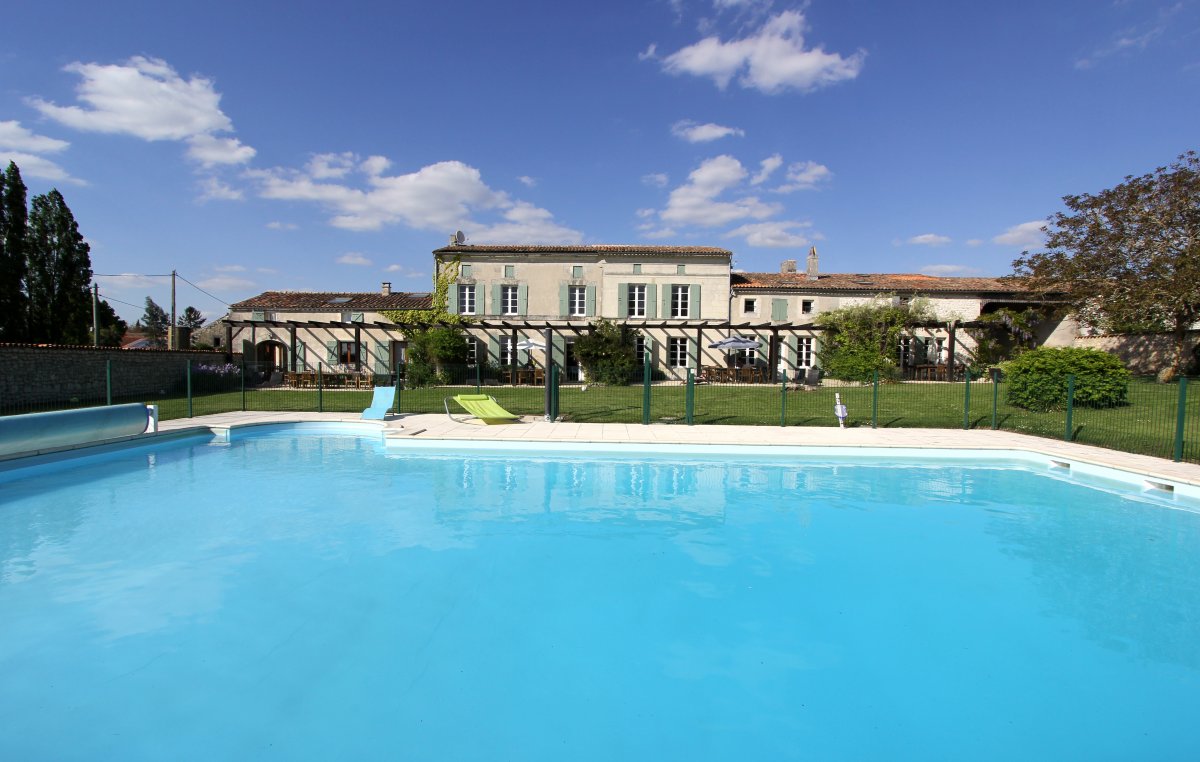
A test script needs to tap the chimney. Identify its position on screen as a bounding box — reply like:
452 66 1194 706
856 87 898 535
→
781 259 797 274
805 246 819 281
381 282 391 296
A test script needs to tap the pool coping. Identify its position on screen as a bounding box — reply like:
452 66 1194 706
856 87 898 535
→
145 410 1200 491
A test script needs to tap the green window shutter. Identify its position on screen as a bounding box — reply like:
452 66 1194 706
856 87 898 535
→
689 284 701 319
448 283 459 314
251 310 265 321
585 285 596 317
473 284 483 315
518 347 530 365
488 337 499 364
374 342 389 373
559 284 569 317
643 337 655 366
646 284 658 319
295 342 306 370
518 284 528 316
687 337 698 369
787 335 799 368
491 284 501 316
325 340 338 364
351 312 364 323
617 283 628 318
771 298 788 322
662 284 673 318
551 333 566 368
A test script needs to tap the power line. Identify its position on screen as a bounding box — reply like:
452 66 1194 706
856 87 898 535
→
96 292 143 310
175 273 232 309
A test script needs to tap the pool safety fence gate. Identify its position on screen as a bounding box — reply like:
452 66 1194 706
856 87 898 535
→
0 358 1196 464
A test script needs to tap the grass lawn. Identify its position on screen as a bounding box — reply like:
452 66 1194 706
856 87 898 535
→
135 377 1197 464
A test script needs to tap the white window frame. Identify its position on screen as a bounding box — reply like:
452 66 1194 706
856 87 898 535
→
568 285 587 317
635 336 646 365
668 337 688 368
671 285 689 319
466 338 478 364
628 284 646 318
501 285 519 316
458 284 475 315
743 298 756 314
802 299 814 315
499 335 515 366
797 337 814 368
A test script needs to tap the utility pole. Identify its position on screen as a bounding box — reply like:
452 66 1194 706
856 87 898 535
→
170 270 177 350
92 284 99 347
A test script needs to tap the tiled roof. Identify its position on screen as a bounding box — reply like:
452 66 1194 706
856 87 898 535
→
731 272 1029 294
434 244 732 257
230 291 433 311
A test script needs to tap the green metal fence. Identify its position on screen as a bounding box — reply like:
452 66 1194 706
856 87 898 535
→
2 358 1196 464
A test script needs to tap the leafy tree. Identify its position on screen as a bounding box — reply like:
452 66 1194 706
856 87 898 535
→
178 305 205 330
574 318 641 385
815 297 935 382
405 326 468 386
0 162 28 341
1013 151 1200 380
93 297 127 347
25 189 93 344
140 297 169 348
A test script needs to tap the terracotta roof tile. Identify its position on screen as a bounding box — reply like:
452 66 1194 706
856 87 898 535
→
434 244 731 256
230 291 433 311
731 272 1029 294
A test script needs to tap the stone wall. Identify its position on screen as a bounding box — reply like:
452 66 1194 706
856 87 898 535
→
0 345 231 408
1074 332 1200 375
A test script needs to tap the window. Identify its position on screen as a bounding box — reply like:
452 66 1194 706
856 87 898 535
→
460 264 472 277
670 285 689 318
635 337 646 365
668 337 688 368
504 265 515 278
802 300 814 315
336 341 359 365
499 336 515 366
458 284 476 315
797 337 814 368
572 265 583 278
743 298 757 314
632 264 642 274
466 338 478 364
501 285 519 315
732 347 757 367
628 284 646 318
568 285 587 317
676 264 686 275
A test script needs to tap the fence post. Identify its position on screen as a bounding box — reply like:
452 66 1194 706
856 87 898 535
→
317 363 324 413
395 362 402 413
186 359 193 418
240 355 246 412
991 368 999 430
963 367 972 430
872 370 879 429
106 359 113 406
642 355 651 425
1174 377 1187 462
779 369 787 427
686 369 695 425
550 364 560 421
1064 374 1075 441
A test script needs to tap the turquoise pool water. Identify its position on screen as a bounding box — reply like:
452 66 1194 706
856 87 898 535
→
1 428 1199 760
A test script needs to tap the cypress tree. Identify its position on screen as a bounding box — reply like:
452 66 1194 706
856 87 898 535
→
25 189 94 344
0 162 29 341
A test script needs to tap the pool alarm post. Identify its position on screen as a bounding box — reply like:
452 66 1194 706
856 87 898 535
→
834 393 848 428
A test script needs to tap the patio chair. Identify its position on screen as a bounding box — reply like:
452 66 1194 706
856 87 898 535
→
361 386 397 420
444 394 520 425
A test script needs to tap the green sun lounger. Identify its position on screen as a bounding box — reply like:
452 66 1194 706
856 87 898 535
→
444 394 521 425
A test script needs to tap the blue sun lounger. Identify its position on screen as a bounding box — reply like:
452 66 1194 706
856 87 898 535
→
361 386 397 419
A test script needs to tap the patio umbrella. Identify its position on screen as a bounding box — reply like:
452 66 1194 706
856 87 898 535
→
515 338 546 351
707 336 761 350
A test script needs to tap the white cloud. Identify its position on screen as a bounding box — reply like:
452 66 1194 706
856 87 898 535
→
661 10 865 94
638 43 659 61
659 155 780 227
642 172 669 188
384 264 425 278
214 264 247 272
750 154 783 185
1075 4 1180 70
907 233 952 246
186 134 255 166
95 273 162 291
920 264 980 276
336 252 373 266
517 175 536 187
775 160 831 192
966 238 983 247
249 155 580 241
0 121 69 153
992 220 1045 248
0 150 85 185
671 120 745 143
725 220 812 248
360 155 391 176
197 176 242 201
265 221 297 231
197 275 255 291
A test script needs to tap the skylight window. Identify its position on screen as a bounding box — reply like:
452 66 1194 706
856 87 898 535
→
328 297 352 304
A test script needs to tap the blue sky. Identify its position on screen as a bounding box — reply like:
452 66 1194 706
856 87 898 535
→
2 0 1198 323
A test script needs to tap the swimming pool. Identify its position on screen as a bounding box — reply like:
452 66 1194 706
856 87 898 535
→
2 426 1199 759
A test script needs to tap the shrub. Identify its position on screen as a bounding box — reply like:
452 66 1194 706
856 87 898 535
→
1002 347 1130 411
574 319 641 385
815 298 935 383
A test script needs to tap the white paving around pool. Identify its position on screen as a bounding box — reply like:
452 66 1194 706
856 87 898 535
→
153 410 1200 489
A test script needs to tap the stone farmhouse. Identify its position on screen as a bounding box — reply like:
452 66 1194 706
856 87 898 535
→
226 243 1071 382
